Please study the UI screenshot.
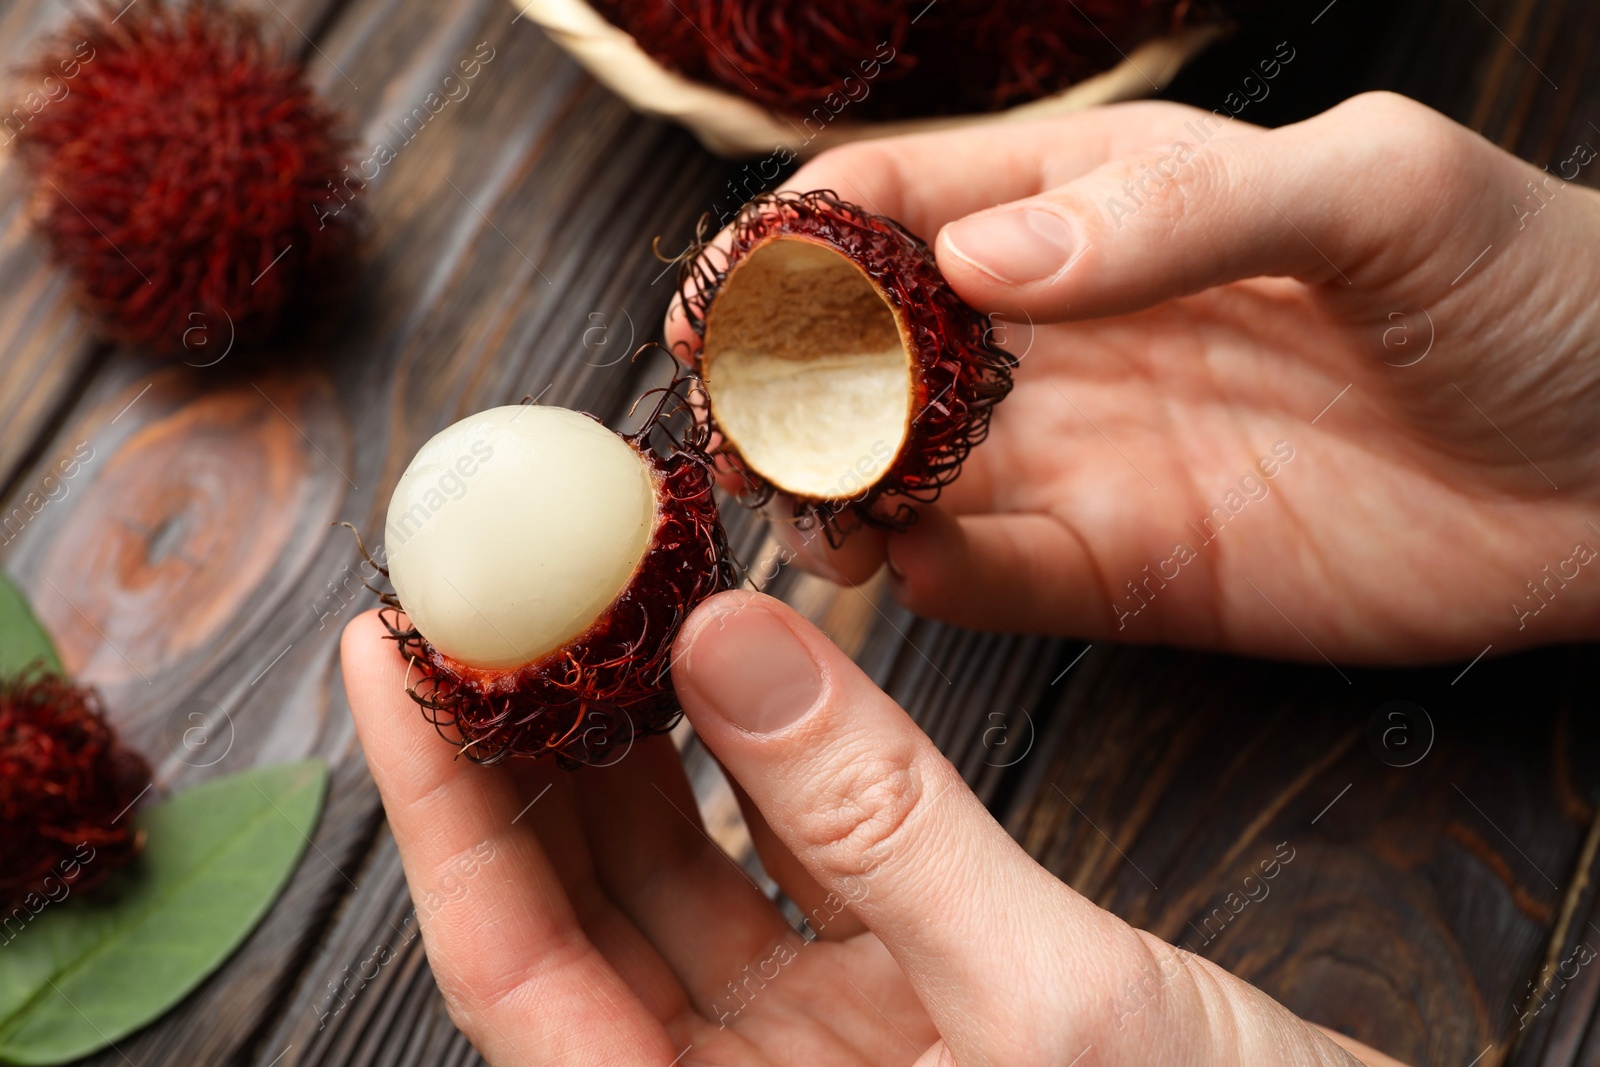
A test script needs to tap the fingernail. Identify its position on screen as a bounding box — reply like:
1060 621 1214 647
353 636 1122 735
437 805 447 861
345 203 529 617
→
943 207 1077 285
682 602 822 734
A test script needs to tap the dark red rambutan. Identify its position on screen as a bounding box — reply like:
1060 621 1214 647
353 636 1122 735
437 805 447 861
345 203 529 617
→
11 0 355 354
0 672 150 916
371 378 738 766
678 190 1014 539
590 0 1210 118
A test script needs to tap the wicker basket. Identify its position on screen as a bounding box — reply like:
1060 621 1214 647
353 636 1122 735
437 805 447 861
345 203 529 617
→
512 0 1222 158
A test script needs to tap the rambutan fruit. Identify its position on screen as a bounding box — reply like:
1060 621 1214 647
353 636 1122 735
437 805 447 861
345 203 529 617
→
375 388 736 766
0 672 151 915
588 0 1204 118
678 190 1014 537
12 0 355 354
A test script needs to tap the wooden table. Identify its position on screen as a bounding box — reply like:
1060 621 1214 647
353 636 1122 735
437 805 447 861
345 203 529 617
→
4 0 1598 1063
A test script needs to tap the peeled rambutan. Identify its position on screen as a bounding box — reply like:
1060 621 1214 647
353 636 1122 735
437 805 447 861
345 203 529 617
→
678 190 1014 537
12 0 355 354
375 384 737 766
0 672 151 915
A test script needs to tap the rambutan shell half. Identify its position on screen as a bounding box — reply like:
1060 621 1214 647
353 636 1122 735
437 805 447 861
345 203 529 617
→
680 190 1016 536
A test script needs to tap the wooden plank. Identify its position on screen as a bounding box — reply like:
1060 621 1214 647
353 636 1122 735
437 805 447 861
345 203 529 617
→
1509 803 1600 1064
0 0 1594 1061
1003 647 1600 1066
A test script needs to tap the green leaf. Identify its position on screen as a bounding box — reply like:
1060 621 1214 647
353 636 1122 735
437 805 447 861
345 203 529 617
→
0 571 60 678
0 759 328 1065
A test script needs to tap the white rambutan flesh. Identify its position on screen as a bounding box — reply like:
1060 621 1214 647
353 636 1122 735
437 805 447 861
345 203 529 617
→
384 405 655 671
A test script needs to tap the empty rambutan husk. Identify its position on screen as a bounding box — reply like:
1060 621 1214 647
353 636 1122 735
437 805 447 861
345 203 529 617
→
678 189 1015 540
0 671 150 914
12 0 356 354
369 376 737 767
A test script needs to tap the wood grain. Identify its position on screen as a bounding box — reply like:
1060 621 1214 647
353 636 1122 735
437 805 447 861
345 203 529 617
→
1005 647 1600 1065
0 0 350 501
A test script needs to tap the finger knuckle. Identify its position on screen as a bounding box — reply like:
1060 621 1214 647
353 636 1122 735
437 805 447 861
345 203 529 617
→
1333 89 1425 127
798 142 891 190
789 742 926 872
1334 91 1473 180
1093 929 1271 1058
1093 932 1207 1047
1095 140 1219 236
463 931 583 1019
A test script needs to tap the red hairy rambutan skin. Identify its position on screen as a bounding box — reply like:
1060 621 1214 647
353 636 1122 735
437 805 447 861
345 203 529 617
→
591 0 1219 118
0 672 151 915
12 0 355 354
678 190 1016 540
374 387 739 767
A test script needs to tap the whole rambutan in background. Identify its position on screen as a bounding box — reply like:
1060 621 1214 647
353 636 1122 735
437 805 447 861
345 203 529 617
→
0 672 151 914
12 0 356 354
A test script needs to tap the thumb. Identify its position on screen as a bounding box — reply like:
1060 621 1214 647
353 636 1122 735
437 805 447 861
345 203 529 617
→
672 592 1392 1067
671 589 1131 1057
933 92 1522 322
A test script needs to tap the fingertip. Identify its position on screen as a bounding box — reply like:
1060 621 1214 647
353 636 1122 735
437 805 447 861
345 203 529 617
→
339 605 386 651
888 512 1106 636
785 142 909 226
884 506 962 612
712 457 750 495
774 518 886 586
339 609 407 711
673 587 766 674
662 292 699 366
338 610 462 806
934 200 1091 322
932 221 984 288
673 589 831 738
787 140 876 187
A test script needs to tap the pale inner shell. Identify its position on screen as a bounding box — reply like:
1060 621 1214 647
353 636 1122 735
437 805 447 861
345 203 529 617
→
703 237 913 501
385 405 655 671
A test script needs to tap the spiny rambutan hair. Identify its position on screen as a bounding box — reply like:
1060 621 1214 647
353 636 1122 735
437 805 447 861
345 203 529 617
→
12 0 356 354
678 189 1015 540
0 671 150 914
370 377 739 767
590 0 1220 118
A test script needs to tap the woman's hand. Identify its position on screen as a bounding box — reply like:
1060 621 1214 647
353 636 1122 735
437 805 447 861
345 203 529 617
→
670 92 1600 663
342 597 1404 1065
